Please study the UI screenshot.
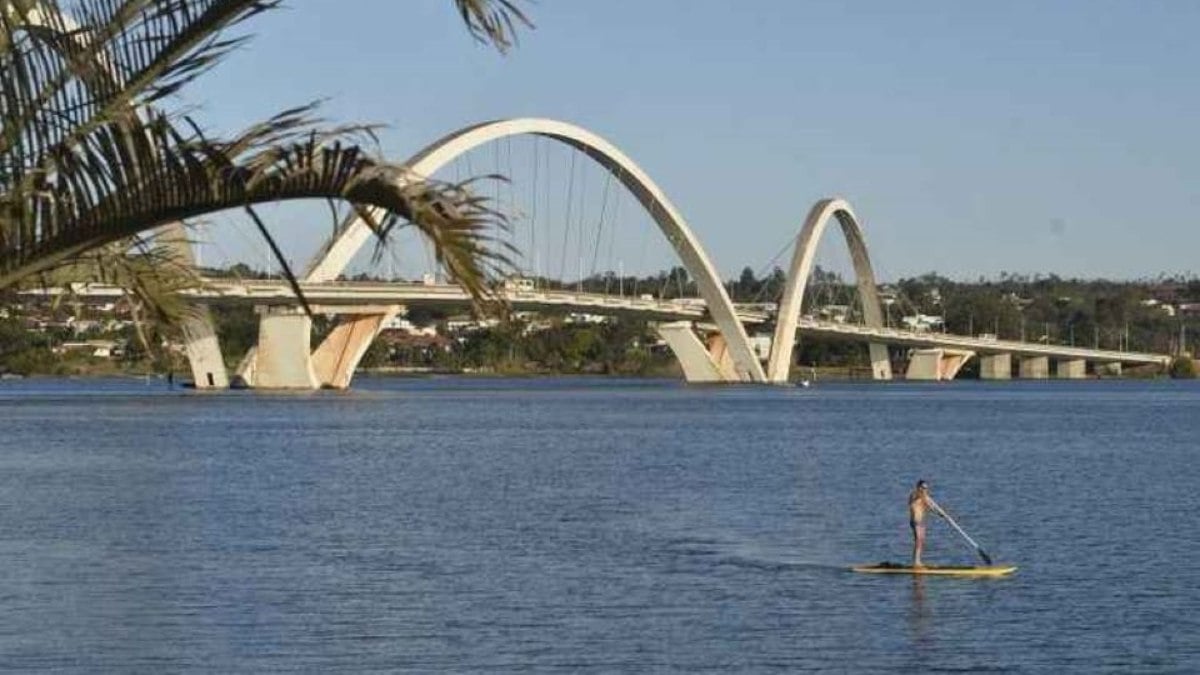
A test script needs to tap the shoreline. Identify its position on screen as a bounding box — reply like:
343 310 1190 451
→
1 361 1172 383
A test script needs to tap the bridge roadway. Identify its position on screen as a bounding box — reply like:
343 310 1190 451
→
45 279 1171 369
202 280 1169 366
192 279 763 323
793 319 1168 366
40 279 745 321
196 280 1169 368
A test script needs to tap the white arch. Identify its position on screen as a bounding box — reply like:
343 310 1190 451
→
765 198 892 382
305 118 766 382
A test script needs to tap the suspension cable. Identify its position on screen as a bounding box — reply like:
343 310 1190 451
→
746 233 798 304
588 169 614 281
557 150 577 284
529 136 539 280
575 154 588 290
604 165 624 295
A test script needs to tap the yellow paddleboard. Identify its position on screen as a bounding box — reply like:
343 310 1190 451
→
852 562 1017 577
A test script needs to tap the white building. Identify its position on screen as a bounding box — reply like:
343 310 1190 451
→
747 335 773 361
503 277 536 293
380 315 437 337
901 314 944 332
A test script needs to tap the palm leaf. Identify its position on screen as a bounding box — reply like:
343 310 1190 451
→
1 0 529 314
455 0 532 52
3 109 512 301
1 1 280 174
57 240 201 325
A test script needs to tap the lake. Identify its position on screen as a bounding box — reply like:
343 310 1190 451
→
0 376 1197 672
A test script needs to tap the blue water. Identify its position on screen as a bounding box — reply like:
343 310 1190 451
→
0 376 1197 672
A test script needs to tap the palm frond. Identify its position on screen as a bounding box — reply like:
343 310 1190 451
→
1 108 511 303
454 0 532 53
1 1 279 172
2 0 528 318
35 227 204 322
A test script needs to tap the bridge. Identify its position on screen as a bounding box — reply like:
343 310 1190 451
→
49 274 1168 387
95 117 1170 389
210 279 1166 385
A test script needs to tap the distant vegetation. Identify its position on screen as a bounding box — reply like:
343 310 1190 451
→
1169 356 1197 379
4 266 1200 379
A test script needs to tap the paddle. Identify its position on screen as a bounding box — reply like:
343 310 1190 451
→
928 497 994 566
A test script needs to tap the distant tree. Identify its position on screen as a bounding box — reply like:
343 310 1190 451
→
211 305 257 365
1169 356 1197 379
358 340 392 369
226 263 257 279
732 267 758 301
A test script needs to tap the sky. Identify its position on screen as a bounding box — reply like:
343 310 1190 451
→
179 1 1200 282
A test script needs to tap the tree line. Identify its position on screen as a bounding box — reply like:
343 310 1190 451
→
5 263 1200 377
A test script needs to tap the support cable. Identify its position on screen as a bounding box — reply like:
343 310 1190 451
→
603 166 624 295
505 136 517 266
575 155 588 291
557 150 577 283
543 140 552 284
529 136 539 280
588 169 614 281
493 141 501 252
748 231 805 305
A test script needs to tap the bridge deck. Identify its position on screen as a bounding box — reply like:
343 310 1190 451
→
30 280 1171 367
794 319 1167 366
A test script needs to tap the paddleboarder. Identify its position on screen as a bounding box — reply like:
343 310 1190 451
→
852 482 1008 575
908 479 945 568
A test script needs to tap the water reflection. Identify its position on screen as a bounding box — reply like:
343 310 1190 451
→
908 575 932 645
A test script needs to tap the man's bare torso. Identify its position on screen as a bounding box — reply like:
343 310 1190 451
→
909 489 931 526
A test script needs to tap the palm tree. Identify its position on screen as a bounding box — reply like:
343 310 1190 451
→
0 0 530 311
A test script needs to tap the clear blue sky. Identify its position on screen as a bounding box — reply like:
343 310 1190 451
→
182 1 1200 281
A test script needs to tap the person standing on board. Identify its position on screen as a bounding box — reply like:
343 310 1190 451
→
909 479 945 567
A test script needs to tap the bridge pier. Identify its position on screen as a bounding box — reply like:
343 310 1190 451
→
181 308 229 389
158 221 230 389
1056 358 1087 379
311 309 399 389
1019 356 1050 379
869 343 893 380
656 322 735 382
980 353 1012 380
704 333 744 381
252 307 320 389
1097 362 1123 377
233 346 258 388
905 348 974 381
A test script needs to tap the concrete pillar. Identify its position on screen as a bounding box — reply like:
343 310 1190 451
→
656 322 728 383
906 348 974 381
980 353 1012 380
938 349 973 380
705 333 741 381
158 221 229 389
1019 356 1050 379
253 307 320 389
232 347 257 388
311 310 397 389
181 307 229 389
906 349 942 381
1097 362 1123 377
1055 358 1086 379
869 343 893 381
